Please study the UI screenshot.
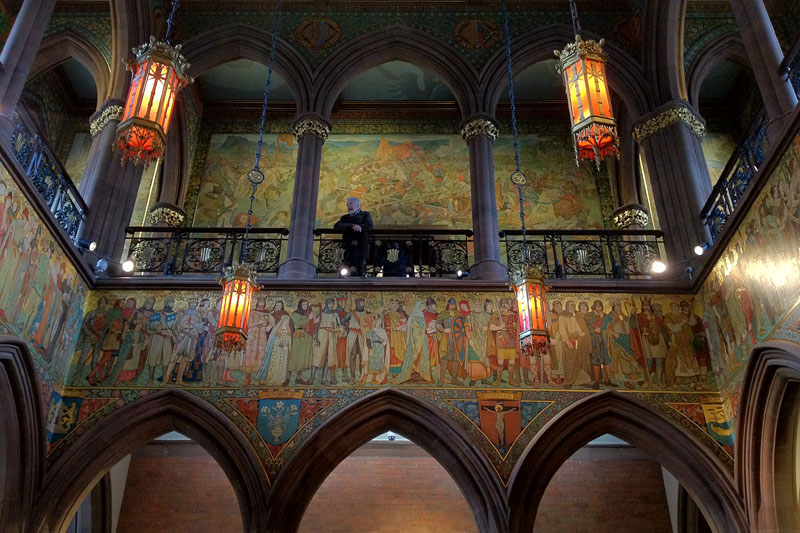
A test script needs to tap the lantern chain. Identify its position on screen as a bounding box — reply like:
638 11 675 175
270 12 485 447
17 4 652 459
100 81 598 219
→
244 0 282 250
164 0 180 45
569 0 582 37
502 0 528 263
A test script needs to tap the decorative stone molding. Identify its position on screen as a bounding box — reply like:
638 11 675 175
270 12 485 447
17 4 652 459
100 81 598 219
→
148 202 186 227
89 105 123 138
293 117 330 142
633 105 705 142
460 117 499 142
612 205 649 229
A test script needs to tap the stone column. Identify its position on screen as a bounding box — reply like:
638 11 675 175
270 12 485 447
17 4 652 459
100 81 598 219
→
730 0 798 138
634 101 712 266
460 115 507 281
278 114 330 279
78 98 145 261
0 0 58 135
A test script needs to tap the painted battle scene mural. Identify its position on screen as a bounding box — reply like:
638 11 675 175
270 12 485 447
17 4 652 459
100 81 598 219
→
0 165 88 385
699 133 800 404
65 289 717 392
190 132 610 231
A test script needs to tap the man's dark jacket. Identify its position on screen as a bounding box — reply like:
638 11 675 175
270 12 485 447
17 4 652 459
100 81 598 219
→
334 210 374 269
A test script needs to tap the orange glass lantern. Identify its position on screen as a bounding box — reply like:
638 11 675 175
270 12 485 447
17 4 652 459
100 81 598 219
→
555 35 619 168
216 264 259 353
114 37 191 167
513 266 550 358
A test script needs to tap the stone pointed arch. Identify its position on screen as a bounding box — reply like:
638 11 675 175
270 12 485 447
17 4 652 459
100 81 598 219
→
181 23 311 113
480 24 651 120
267 388 507 533
28 31 110 110
109 0 151 99
0 337 47 533
645 0 688 103
312 26 480 120
686 32 750 110
736 340 800 531
508 391 747 532
30 389 270 533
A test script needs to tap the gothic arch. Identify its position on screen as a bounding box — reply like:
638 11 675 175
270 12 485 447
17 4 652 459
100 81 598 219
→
181 23 312 113
28 31 110 110
480 24 651 120
507 391 747 532
312 26 480 120
30 389 270 533
736 340 800 531
645 0 688 103
266 388 507 533
0 337 46 533
686 32 750 110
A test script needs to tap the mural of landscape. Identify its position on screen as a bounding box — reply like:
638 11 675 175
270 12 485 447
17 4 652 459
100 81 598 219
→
701 131 737 186
192 132 608 231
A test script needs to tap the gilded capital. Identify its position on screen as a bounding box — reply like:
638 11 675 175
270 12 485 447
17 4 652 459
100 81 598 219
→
293 117 330 142
613 206 649 229
460 117 499 142
633 105 705 143
149 203 186 227
89 105 123 138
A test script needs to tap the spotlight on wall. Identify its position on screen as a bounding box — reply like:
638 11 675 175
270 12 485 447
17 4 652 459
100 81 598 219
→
651 260 667 274
693 242 711 256
94 258 109 274
456 269 469 279
76 238 97 252
340 267 349 277
122 259 135 273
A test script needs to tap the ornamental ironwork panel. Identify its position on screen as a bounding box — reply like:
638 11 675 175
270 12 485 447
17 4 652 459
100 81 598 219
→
177 235 228 274
241 238 283 273
317 239 345 274
560 238 607 276
127 237 171 273
616 241 660 276
505 239 549 276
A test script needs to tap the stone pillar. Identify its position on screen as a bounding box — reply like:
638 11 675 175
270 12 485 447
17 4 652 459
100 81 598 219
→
0 0 58 135
634 101 712 266
615 107 641 207
78 98 145 261
730 0 798 138
278 113 330 279
460 115 507 281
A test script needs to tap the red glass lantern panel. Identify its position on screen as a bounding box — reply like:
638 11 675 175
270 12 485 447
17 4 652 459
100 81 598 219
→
216 264 259 353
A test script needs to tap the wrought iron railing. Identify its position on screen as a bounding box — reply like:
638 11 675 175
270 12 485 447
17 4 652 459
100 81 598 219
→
500 229 665 279
700 109 769 240
123 226 289 276
314 228 473 277
10 112 88 241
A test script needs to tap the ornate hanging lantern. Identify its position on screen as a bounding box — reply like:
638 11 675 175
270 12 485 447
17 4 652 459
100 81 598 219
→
114 1 190 167
214 0 282 354
513 266 550 360
216 264 259 352
555 0 619 168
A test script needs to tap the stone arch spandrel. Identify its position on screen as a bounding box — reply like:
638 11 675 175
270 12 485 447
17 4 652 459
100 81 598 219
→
31 389 270 533
686 32 750 111
736 340 800 531
181 23 312 114
508 390 747 533
0 336 47 533
645 0 689 104
109 0 151 100
29 31 111 111
480 24 652 121
266 388 508 533
311 25 480 120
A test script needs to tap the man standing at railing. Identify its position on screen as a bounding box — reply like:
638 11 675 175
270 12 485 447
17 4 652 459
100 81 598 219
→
334 197 374 277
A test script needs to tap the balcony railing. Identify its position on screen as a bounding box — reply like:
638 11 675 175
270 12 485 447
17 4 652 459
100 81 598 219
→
314 228 473 278
123 226 289 276
500 229 665 279
700 109 769 241
10 113 88 241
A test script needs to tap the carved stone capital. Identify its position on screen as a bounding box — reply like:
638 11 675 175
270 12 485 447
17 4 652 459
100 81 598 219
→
293 116 330 142
89 104 123 138
633 104 705 143
148 202 186 227
612 204 650 230
460 116 499 142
